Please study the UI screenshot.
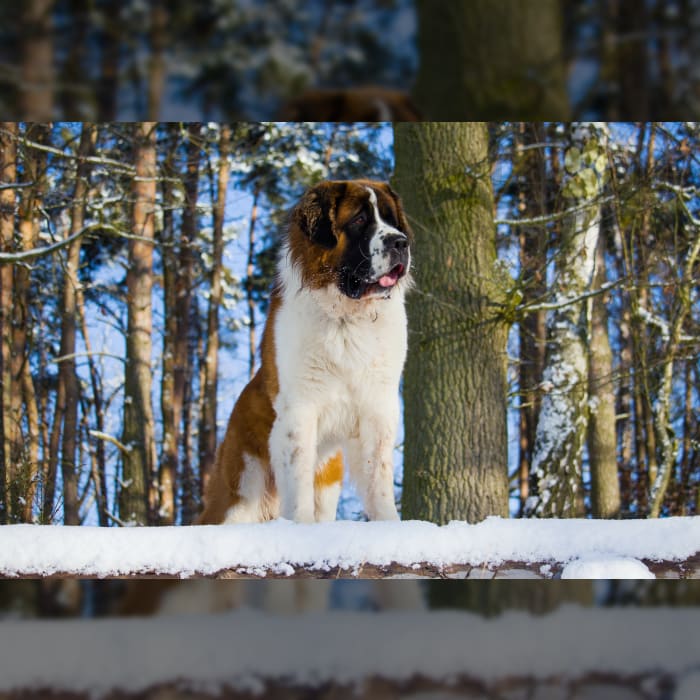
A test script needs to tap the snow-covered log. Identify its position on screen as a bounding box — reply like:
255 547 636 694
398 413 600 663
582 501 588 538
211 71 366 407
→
1 517 699 579
1 608 699 698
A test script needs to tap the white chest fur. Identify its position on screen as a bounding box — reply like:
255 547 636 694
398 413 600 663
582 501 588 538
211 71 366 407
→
275 263 406 419
269 258 407 522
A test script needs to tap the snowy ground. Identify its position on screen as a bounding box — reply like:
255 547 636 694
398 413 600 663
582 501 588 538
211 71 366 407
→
1 516 699 578
0 607 699 697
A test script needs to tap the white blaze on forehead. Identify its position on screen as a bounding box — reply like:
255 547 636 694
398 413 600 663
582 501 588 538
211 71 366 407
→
364 186 403 280
365 186 392 230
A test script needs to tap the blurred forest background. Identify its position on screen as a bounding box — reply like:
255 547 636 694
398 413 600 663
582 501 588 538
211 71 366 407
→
0 120 698 527
0 0 698 121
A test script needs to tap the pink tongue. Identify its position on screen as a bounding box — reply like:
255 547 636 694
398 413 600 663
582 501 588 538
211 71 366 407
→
378 273 398 288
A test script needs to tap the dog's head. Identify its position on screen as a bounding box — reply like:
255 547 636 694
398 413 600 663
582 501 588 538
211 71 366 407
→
289 179 412 300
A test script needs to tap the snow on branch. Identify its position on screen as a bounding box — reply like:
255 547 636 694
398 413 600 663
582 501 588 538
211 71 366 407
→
88 430 132 455
14 135 137 175
0 223 156 264
0 224 98 264
517 280 619 315
52 351 126 365
494 194 613 227
1 518 699 579
0 181 34 190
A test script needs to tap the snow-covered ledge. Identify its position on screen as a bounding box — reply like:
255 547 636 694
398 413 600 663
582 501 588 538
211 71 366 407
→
1 517 699 579
1 608 700 698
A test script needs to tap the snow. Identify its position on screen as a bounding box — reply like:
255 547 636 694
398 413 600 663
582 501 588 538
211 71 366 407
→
1 516 699 578
676 671 700 700
0 607 699 696
561 557 655 579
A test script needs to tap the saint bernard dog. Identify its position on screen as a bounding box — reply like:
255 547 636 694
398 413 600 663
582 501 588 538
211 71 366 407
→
199 179 411 525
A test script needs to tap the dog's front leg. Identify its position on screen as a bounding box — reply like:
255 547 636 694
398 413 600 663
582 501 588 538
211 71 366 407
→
269 405 317 523
348 413 400 521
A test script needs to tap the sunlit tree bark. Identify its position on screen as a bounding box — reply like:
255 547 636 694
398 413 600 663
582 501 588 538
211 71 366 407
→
587 234 620 517
120 122 158 525
0 122 17 524
394 122 510 524
46 123 96 525
148 1 168 120
12 123 49 522
160 126 179 524
20 1 54 120
159 123 201 523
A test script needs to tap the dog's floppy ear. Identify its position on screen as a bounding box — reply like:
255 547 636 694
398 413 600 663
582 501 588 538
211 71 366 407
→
382 183 412 240
294 181 346 249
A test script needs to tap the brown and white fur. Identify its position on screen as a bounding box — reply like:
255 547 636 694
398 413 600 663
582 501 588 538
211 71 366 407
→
199 180 412 525
279 87 422 122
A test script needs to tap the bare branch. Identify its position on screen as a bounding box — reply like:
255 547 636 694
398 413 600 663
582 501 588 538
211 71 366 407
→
495 195 613 227
51 351 126 365
88 431 132 455
104 511 131 527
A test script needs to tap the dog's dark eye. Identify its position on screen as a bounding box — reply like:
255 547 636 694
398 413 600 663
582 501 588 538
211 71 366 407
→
349 212 367 228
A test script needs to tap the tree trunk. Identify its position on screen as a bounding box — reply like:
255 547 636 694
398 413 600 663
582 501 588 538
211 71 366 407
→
159 123 201 524
530 124 607 518
148 1 168 120
20 0 54 120
680 0 700 115
617 0 649 119
56 123 96 525
57 0 90 119
612 225 634 514
97 1 121 120
516 123 547 516
159 126 180 525
623 123 656 514
11 123 49 522
120 122 158 526
678 363 693 515
413 0 569 119
246 188 260 379
182 298 200 524
587 233 620 517
0 122 18 524
199 125 231 486
20 363 39 521
393 122 510 524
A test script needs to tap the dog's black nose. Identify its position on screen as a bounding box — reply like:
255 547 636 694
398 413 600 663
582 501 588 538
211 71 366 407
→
384 234 408 251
